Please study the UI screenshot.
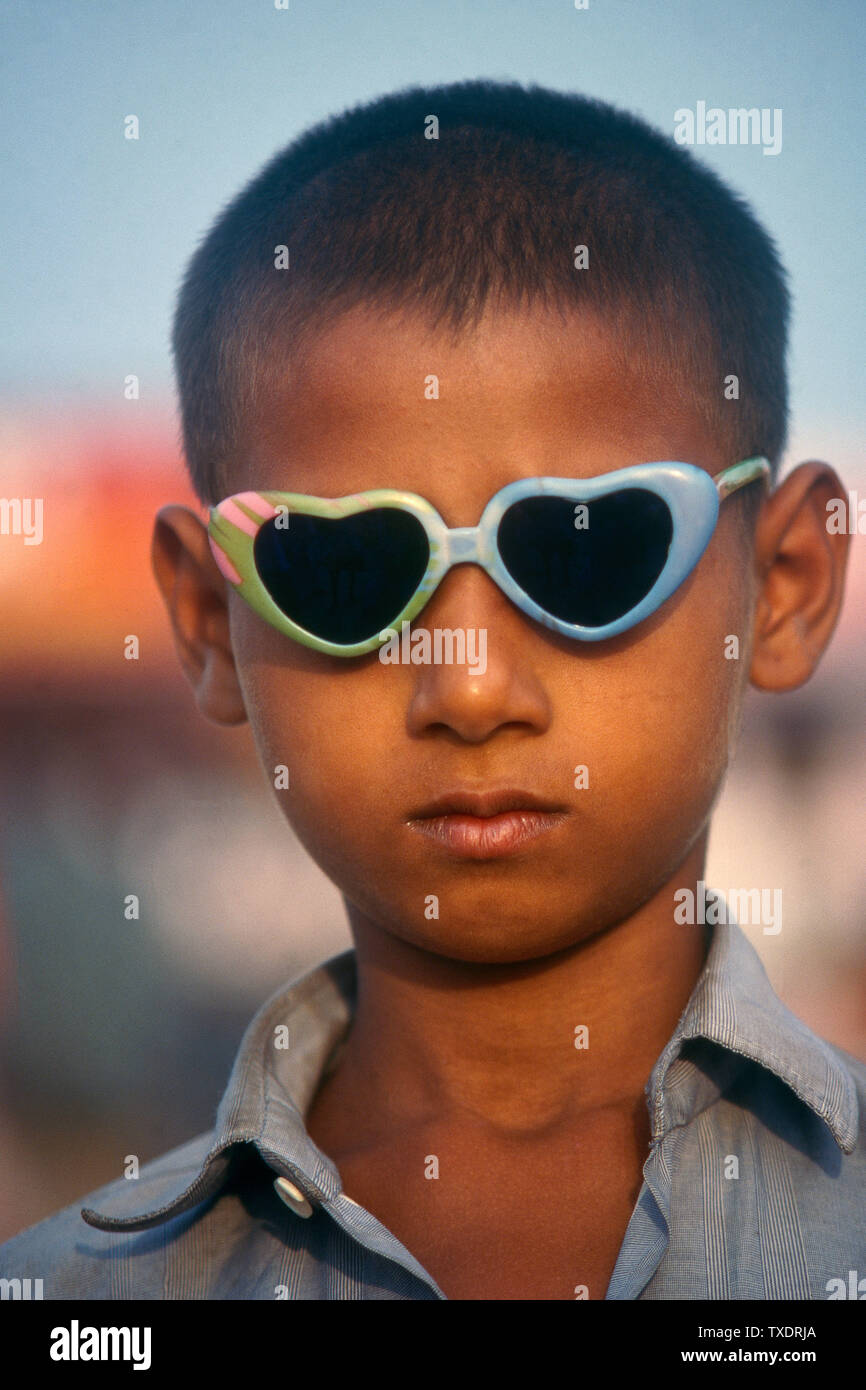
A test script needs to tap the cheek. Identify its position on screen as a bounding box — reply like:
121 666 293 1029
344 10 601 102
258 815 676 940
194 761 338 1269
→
582 545 751 841
238 655 401 875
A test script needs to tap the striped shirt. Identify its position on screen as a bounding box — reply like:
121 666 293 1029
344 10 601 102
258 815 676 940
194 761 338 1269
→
1 917 864 1299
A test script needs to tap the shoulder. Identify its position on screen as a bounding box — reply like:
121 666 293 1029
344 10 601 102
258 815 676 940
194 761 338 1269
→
743 1029 866 1161
716 1030 866 1204
0 1131 216 1299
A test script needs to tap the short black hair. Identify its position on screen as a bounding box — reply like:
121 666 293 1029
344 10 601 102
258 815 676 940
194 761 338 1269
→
172 79 789 507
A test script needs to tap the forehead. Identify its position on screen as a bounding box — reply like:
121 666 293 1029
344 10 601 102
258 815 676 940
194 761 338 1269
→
240 302 722 516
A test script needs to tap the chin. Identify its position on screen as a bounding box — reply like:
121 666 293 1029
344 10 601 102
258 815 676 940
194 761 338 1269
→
393 915 592 967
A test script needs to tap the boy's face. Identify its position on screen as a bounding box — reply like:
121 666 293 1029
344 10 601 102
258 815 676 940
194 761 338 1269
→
210 302 756 964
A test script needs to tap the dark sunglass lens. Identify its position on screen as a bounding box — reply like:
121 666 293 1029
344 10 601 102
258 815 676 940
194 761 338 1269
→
254 507 430 645
497 489 674 628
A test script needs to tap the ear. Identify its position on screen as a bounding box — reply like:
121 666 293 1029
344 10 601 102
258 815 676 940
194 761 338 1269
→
151 504 248 725
749 462 851 692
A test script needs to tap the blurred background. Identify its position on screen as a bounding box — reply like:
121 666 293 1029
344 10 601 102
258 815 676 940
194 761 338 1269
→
1 0 863 1243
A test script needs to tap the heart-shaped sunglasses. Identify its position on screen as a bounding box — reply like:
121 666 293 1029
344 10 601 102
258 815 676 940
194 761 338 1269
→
207 457 770 655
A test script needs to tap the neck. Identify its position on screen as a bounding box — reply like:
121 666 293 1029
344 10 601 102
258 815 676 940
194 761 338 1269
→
310 835 710 1146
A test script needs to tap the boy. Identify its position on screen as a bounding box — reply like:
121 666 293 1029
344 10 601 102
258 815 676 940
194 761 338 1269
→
1 79 863 1300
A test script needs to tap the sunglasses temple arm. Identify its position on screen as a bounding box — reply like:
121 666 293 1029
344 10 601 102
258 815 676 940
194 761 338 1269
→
714 456 771 501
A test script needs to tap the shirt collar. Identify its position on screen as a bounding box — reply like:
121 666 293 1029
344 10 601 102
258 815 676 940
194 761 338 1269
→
82 919 858 1233
646 916 858 1153
82 950 356 1232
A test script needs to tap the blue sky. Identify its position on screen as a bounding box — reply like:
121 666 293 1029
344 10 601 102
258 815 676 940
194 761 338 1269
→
1 0 863 472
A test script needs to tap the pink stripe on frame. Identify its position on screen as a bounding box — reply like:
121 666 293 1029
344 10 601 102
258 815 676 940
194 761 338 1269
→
234 491 279 521
209 536 242 585
218 499 260 536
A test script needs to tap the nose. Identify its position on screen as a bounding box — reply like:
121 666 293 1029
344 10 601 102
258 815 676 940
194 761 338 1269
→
403 562 552 744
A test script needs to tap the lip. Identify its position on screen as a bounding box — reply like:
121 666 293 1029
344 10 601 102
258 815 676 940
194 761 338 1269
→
408 788 564 820
406 789 567 860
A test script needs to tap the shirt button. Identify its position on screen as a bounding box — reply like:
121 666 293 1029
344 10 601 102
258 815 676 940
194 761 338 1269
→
273 1175 314 1218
